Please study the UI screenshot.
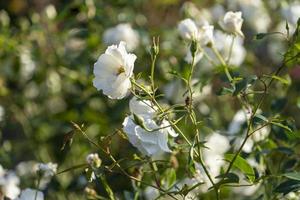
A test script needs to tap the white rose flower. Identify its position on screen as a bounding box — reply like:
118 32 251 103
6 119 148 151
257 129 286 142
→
178 18 199 40
16 188 44 200
122 97 177 156
103 23 140 51
93 41 136 99
219 11 244 37
38 162 57 177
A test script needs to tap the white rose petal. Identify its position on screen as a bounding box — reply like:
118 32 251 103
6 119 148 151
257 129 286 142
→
93 41 136 99
178 18 199 40
129 97 156 117
198 24 214 45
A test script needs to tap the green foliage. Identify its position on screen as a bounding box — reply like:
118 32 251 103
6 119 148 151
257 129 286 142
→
224 154 255 183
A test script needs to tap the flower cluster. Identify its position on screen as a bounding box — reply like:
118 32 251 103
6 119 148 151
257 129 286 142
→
122 97 177 156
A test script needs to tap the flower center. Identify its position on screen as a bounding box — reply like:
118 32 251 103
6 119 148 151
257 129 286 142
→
117 66 125 75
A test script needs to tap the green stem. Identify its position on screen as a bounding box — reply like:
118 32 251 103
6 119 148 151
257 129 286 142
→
185 52 220 198
226 36 235 65
150 54 157 93
211 45 233 82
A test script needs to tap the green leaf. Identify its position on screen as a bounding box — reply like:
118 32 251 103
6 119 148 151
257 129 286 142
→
217 87 234 96
215 173 240 187
232 75 257 96
224 154 255 183
270 121 293 133
297 97 300 109
274 180 300 195
271 98 287 112
216 173 240 184
274 147 294 155
164 168 177 188
283 172 300 181
253 114 268 126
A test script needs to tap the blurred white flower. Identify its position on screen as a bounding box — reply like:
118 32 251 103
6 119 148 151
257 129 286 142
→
282 191 300 200
239 0 271 32
45 4 57 20
228 109 251 134
252 126 270 142
203 132 230 181
122 97 177 156
281 2 300 25
178 18 198 40
143 186 159 200
234 136 254 153
16 188 44 200
184 48 203 64
219 11 244 37
267 21 291 64
232 178 260 196
181 2 212 26
103 23 139 51
164 80 211 104
38 162 57 177
86 153 101 168
16 161 38 177
0 105 4 122
214 30 246 66
210 4 225 22
198 24 214 46
20 47 36 81
0 166 20 199
93 41 136 99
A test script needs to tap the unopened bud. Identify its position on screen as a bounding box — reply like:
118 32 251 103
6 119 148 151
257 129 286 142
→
151 37 160 56
190 40 198 58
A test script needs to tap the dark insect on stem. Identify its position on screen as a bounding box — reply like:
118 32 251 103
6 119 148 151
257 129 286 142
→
185 96 191 107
